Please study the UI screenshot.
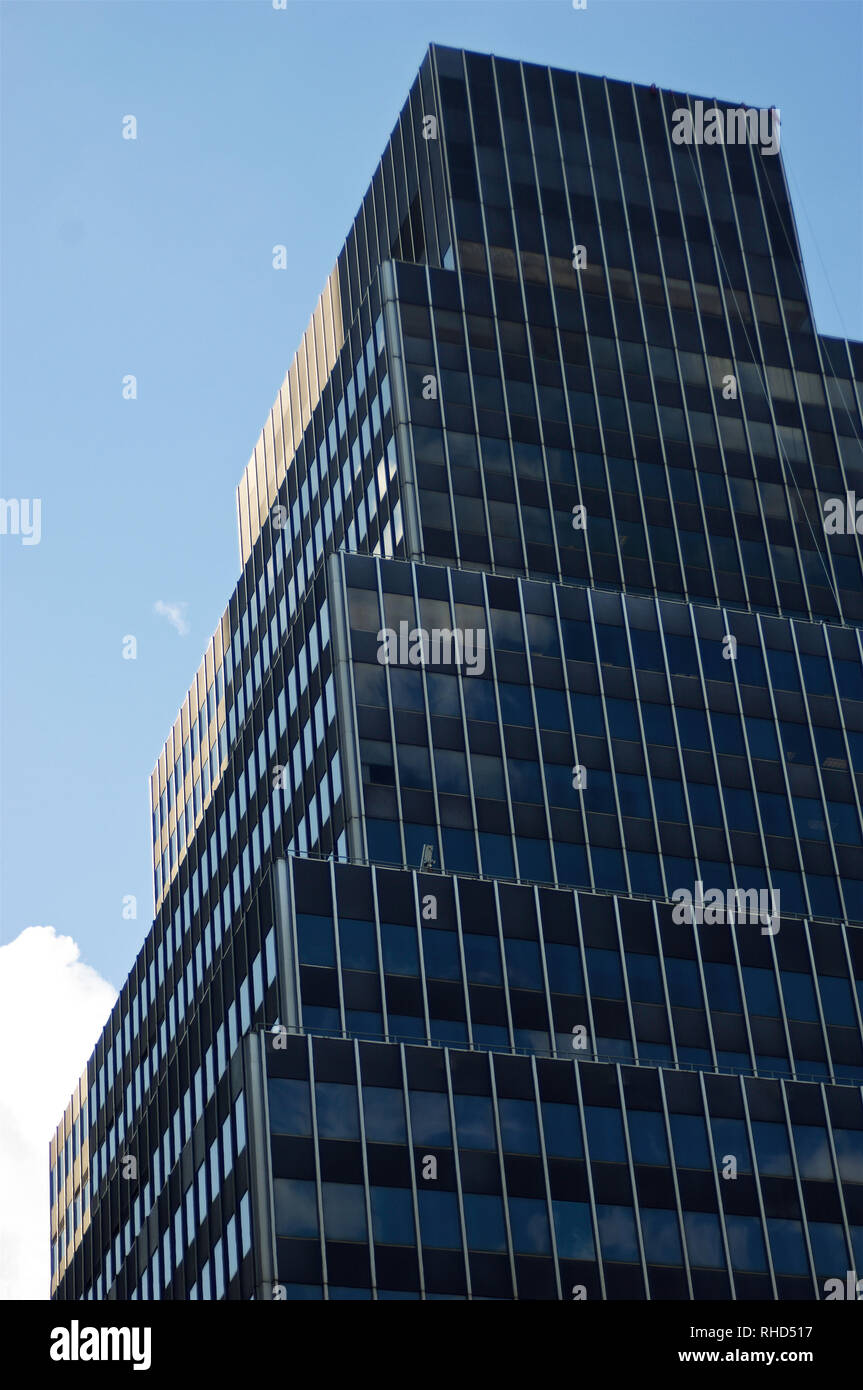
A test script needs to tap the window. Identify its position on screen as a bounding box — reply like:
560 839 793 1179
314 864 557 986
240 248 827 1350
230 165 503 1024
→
585 1106 627 1163
553 1200 594 1260
819 974 857 1024
509 1196 551 1253
274 1179 318 1239
541 1101 583 1157
267 1079 311 1136
240 1192 252 1256
363 1087 407 1144
834 1130 863 1183
499 1098 540 1154
471 753 506 800
454 1094 496 1150
381 922 419 976
370 1186 415 1245
683 1211 724 1269
710 1118 751 1173
545 943 583 995
781 971 819 1022
505 938 544 990
626 953 664 1004
702 962 742 1013
793 1125 833 1181
629 1111 668 1166
422 928 461 981
322 1183 367 1242
652 780 687 823
587 948 624 999
338 918 378 972
463 933 502 985
596 1204 639 1261
767 1218 808 1275
418 1190 461 1249
670 1113 711 1168
315 1082 360 1140
409 1091 451 1146
808 1221 848 1275
222 1116 234 1176
742 967 780 1017
641 1208 683 1265
297 914 336 967
726 1214 767 1271
463 1193 507 1252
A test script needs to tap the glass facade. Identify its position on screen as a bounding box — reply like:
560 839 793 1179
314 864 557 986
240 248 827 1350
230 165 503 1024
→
51 45 862 1302
337 553 863 922
275 858 863 1091
260 1028 863 1301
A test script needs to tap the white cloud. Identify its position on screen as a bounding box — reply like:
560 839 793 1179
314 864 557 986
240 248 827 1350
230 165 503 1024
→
0 927 116 1300
153 599 190 636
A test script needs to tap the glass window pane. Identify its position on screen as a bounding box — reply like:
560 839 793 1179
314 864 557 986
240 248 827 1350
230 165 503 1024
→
834 1130 863 1183
545 943 583 994
273 1178 318 1239
726 1214 767 1271
641 1208 683 1265
338 918 378 971
767 1217 808 1275
542 1101 583 1158
464 1193 507 1252
586 1106 627 1162
422 928 461 981
463 933 503 985
454 1094 496 1150
505 937 544 990
751 1120 792 1177
297 913 335 967
553 1200 595 1260
418 1189 461 1249
683 1210 724 1269
792 1125 833 1181
381 922 419 975
597 1204 639 1261
370 1186 415 1245
499 1098 540 1154
509 1196 551 1253
587 948 624 998
410 1091 452 1146
322 1183 367 1242
808 1221 847 1276
670 1113 711 1168
267 1078 311 1136
710 1117 751 1174
363 1086 407 1144
629 1111 668 1166
315 1082 359 1140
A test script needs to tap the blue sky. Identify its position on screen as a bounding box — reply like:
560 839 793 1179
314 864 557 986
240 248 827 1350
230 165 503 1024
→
2 0 861 994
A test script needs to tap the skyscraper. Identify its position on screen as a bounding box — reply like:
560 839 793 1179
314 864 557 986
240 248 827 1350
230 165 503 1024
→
50 44 863 1303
